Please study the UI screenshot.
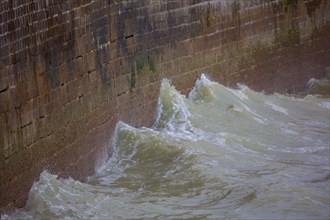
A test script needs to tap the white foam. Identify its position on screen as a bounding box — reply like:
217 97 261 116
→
319 101 330 110
265 101 289 115
189 73 216 101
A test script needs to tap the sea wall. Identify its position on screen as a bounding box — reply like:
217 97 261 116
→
1 0 329 212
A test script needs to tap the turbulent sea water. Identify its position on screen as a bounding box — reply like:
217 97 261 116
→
5 74 330 219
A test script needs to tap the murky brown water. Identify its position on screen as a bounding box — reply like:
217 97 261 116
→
4 74 329 219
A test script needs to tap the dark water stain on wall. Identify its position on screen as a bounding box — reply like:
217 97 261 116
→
304 0 322 17
89 1 220 89
91 1 111 83
44 1 76 89
304 0 324 36
112 1 183 89
231 0 241 41
283 0 299 12
272 0 301 47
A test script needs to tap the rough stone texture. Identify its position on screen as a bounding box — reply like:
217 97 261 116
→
1 0 330 213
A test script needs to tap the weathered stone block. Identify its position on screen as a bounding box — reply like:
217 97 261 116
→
20 102 33 126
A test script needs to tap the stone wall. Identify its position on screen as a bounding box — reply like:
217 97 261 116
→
1 0 329 212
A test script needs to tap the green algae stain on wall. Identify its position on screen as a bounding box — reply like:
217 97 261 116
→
284 0 299 12
136 56 156 75
128 54 158 91
272 0 301 47
273 0 328 47
129 70 136 91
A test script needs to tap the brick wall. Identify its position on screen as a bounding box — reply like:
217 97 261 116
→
1 0 330 212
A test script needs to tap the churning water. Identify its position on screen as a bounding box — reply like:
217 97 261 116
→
5 75 330 219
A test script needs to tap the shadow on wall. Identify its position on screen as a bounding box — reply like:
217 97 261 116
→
272 0 326 47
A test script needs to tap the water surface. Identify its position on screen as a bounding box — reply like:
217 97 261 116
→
5 75 330 219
